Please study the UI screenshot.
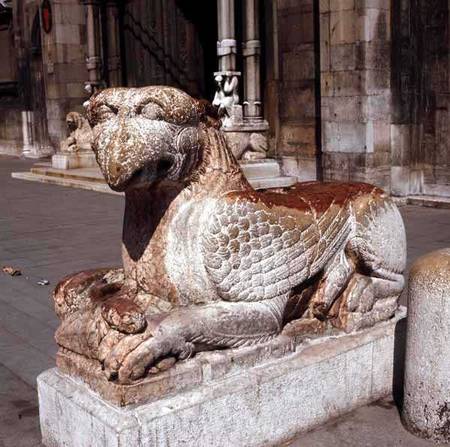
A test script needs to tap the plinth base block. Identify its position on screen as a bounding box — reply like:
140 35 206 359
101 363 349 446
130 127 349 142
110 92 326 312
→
52 153 97 170
38 308 405 447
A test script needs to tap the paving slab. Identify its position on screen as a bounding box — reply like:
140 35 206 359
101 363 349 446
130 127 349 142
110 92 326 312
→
286 399 442 447
0 365 42 447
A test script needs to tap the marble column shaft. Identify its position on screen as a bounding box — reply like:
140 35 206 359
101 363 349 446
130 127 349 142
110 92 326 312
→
243 0 262 119
105 1 122 87
84 0 102 88
217 0 236 71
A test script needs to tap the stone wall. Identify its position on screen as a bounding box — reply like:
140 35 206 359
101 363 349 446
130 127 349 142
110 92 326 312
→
320 0 392 190
319 0 450 197
392 0 450 197
0 6 22 156
0 108 23 155
41 0 89 149
275 0 319 182
0 0 89 157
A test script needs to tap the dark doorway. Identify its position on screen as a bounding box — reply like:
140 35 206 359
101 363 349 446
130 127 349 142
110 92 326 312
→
121 0 217 101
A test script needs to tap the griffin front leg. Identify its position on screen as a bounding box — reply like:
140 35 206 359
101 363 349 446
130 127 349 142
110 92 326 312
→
103 295 289 383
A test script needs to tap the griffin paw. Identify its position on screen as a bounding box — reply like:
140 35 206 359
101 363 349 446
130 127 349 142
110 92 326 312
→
103 332 194 383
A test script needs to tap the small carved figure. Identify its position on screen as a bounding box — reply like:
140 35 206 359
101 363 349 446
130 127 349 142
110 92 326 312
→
53 86 406 385
213 73 239 127
60 111 93 153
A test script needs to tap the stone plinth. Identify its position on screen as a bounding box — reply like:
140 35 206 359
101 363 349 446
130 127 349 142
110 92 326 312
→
52 153 97 170
402 249 450 443
222 119 269 161
38 308 405 447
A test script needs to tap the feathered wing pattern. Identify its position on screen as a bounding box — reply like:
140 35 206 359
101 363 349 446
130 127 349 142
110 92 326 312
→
202 195 353 303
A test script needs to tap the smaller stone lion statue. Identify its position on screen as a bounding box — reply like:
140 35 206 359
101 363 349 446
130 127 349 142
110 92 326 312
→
60 111 93 153
225 131 268 160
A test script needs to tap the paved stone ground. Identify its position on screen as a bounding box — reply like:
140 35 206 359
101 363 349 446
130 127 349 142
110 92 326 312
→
1 156 449 446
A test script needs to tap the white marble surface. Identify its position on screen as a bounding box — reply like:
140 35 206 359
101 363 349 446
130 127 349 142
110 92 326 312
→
38 308 405 447
52 153 97 170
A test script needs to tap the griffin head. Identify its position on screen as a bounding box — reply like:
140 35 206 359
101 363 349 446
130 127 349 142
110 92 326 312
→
85 86 218 192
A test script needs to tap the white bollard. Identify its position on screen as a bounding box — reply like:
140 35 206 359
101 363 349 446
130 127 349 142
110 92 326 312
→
402 248 450 443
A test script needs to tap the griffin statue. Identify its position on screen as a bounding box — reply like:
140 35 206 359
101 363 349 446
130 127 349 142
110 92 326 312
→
53 86 406 386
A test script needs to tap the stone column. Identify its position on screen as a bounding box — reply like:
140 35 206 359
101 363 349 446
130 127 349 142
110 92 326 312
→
21 111 34 157
214 0 242 127
402 248 450 443
105 0 122 87
217 0 236 72
242 0 262 121
84 0 103 93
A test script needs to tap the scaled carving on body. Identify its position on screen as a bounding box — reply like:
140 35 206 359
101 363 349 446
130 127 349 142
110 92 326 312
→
53 86 407 385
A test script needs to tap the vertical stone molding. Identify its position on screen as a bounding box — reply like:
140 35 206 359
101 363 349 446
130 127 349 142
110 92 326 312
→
84 0 103 93
242 0 262 120
21 111 34 157
217 0 236 72
215 0 243 129
402 248 450 443
105 0 122 87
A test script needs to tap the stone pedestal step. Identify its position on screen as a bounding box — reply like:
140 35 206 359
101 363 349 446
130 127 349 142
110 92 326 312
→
11 172 121 195
52 153 97 170
407 195 450 209
250 175 296 189
13 159 297 193
38 308 406 447
36 160 286 183
240 159 281 178
31 164 105 183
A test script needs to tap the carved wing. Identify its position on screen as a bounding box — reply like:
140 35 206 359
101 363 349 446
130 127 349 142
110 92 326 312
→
202 195 354 303
202 199 313 302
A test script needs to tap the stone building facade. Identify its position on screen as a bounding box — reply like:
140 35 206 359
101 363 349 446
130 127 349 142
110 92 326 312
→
1 0 449 197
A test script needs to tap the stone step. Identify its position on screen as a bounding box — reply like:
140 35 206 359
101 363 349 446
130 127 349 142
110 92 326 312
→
52 152 97 170
11 172 122 196
15 170 297 194
30 166 105 183
15 161 297 193
33 161 52 168
241 159 281 179
33 160 284 183
407 195 450 209
250 176 297 190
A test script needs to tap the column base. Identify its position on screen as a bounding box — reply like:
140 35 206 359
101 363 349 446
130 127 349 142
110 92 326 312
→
52 152 97 170
222 118 269 160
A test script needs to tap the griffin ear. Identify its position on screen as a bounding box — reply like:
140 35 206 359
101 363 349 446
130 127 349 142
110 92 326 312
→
196 99 221 129
84 90 102 127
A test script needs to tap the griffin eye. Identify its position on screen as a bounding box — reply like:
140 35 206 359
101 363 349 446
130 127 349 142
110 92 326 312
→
139 103 164 120
95 104 118 123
